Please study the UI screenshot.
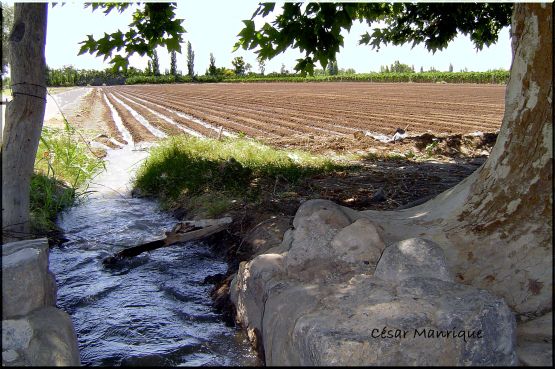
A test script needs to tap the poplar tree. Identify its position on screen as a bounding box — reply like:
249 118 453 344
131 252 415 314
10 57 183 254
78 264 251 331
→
186 41 194 77
170 50 177 76
208 52 217 76
152 49 160 76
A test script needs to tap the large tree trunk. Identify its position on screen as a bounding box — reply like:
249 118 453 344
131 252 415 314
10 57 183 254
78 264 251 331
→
361 3 552 317
2 3 48 242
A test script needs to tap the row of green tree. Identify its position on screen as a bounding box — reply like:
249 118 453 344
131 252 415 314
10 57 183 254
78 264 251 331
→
37 42 509 87
379 60 476 73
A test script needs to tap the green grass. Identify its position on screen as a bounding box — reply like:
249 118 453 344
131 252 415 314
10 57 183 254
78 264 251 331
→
133 136 351 215
30 173 76 234
31 124 105 234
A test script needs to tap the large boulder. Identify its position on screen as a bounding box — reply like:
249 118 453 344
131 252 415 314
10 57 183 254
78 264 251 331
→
2 307 80 366
269 274 517 366
2 238 57 319
283 199 385 281
2 239 81 366
374 237 453 282
231 201 518 366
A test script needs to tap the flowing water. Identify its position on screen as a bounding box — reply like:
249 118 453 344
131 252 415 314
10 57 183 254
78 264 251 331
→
49 143 259 366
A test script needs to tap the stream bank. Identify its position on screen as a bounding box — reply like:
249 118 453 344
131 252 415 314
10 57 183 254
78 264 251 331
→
45 140 260 366
163 143 496 363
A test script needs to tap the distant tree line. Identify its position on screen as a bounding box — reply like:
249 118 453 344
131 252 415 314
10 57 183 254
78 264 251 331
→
41 44 509 87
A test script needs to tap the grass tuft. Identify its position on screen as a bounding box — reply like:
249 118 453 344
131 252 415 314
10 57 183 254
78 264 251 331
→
133 136 351 215
31 125 105 234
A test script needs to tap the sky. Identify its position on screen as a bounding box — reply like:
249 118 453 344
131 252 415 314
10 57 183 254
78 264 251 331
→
7 1 513 74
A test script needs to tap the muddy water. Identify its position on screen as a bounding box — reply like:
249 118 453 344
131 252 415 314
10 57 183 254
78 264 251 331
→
49 142 259 365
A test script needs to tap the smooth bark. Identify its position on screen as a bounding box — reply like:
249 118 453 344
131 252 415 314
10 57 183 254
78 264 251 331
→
2 3 48 242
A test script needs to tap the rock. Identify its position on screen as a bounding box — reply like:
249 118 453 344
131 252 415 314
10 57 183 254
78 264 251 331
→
25 307 81 366
374 238 453 283
231 254 286 335
285 200 352 279
243 216 292 257
231 199 517 366
232 230 516 365
2 238 56 319
255 272 517 365
262 280 325 365
2 350 19 364
2 307 80 366
329 217 385 267
517 313 552 342
517 341 553 366
2 319 33 351
369 187 386 202
292 199 352 228
272 274 517 366
515 313 553 366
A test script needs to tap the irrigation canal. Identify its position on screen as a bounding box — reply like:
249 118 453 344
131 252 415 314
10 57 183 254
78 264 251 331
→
48 95 259 365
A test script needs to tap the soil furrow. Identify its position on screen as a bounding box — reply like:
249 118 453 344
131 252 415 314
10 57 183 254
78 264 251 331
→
105 92 157 143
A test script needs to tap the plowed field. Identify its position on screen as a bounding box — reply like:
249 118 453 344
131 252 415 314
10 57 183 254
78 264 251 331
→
93 82 504 147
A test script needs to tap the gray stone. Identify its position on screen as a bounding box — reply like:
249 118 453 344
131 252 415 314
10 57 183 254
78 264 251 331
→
517 341 553 366
231 199 517 366
243 216 292 257
330 217 385 267
1 238 49 257
262 281 324 365
44 271 58 307
517 313 552 342
2 319 33 350
25 307 81 366
374 238 453 283
2 238 55 319
292 199 352 228
262 274 517 366
285 200 352 279
2 350 19 363
231 254 286 335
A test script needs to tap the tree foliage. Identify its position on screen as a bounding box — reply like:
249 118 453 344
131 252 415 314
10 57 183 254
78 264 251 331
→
258 57 266 75
152 49 160 76
186 41 195 77
170 50 178 76
386 60 414 73
78 2 185 71
208 53 217 76
235 2 512 76
327 60 339 75
232 56 246 76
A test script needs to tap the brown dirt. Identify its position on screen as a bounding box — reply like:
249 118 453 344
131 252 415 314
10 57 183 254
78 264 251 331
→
110 82 505 139
104 91 156 143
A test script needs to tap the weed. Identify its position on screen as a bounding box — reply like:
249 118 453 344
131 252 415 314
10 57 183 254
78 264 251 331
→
404 150 416 159
31 123 105 234
425 141 440 157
